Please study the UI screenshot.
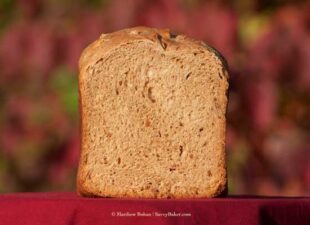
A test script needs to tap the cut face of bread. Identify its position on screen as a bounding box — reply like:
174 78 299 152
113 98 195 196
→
77 27 229 198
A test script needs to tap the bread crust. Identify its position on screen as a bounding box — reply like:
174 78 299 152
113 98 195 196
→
78 27 228 79
77 26 229 198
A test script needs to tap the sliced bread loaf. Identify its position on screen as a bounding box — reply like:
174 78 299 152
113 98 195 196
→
77 27 229 198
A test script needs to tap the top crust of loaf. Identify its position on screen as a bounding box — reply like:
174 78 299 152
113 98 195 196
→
77 27 229 198
79 26 228 79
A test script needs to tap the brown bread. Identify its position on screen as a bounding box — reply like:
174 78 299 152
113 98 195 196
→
77 27 229 198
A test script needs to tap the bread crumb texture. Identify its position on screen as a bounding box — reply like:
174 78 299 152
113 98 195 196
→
77 27 229 198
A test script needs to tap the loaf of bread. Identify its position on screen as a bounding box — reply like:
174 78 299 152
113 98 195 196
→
77 27 229 198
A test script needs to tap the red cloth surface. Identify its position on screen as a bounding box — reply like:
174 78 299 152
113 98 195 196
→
0 192 309 225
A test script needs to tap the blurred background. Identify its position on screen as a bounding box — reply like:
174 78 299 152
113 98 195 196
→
0 0 309 195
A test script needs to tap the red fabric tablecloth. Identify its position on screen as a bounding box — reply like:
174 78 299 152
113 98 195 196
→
0 192 309 225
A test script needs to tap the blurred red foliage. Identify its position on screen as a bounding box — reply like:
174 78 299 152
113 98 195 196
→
0 0 309 195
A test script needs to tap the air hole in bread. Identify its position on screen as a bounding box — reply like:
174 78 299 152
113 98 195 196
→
103 157 108 164
117 157 121 164
208 170 212 177
95 58 103 65
86 171 92 180
83 154 88 164
169 32 177 39
199 128 204 132
169 165 177 171
185 72 192 80
179 146 183 157
156 34 167 50
147 87 156 103
145 119 151 127
144 80 149 88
